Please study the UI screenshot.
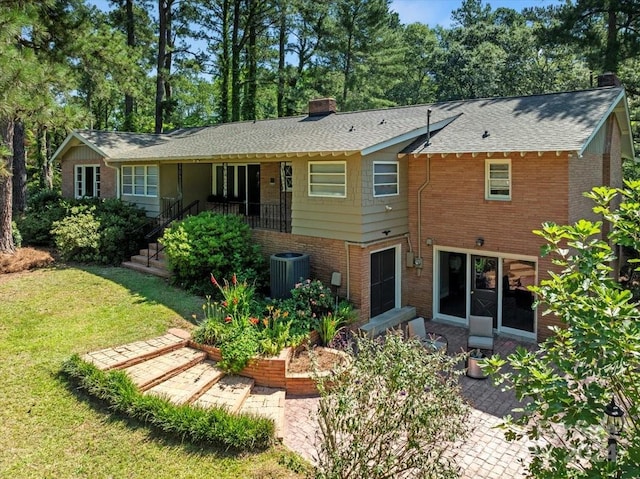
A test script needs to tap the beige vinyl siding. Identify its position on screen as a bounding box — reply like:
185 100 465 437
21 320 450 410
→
582 124 606 156
181 163 212 208
292 155 363 241
160 163 179 201
360 143 410 242
65 145 103 162
292 142 410 242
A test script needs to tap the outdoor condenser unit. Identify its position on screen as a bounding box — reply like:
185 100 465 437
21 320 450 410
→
270 252 310 299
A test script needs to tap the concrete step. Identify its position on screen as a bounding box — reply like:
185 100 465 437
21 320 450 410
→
146 360 225 405
139 248 166 260
122 261 171 279
359 306 417 337
239 386 286 440
130 254 167 271
82 330 189 371
193 375 254 413
123 347 207 391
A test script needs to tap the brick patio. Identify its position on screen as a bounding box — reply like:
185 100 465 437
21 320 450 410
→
283 319 538 478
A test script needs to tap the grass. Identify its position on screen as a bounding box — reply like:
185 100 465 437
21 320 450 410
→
0 265 308 478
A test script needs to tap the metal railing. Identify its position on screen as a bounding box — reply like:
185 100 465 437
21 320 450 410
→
206 201 291 233
145 199 200 266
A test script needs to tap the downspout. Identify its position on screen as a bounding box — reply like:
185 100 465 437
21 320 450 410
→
416 109 432 277
102 158 120 199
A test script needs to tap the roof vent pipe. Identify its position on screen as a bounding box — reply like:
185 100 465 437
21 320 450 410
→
426 109 432 146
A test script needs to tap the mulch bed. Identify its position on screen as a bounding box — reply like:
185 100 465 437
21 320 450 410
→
0 247 55 275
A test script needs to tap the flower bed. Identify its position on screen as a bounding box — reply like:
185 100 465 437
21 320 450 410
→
190 340 347 396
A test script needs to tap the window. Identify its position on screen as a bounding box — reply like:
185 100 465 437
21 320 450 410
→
281 162 293 192
75 165 100 198
373 161 398 197
308 161 346 198
122 165 158 197
486 160 511 200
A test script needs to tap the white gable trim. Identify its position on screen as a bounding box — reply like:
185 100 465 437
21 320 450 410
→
361 115 462 157
51 131 109 163
578 90 634 159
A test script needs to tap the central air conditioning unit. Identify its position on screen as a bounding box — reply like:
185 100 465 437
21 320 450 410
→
270 252 310 299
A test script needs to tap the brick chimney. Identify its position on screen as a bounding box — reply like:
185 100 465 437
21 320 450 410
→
597 72 622 87
308 98 337 117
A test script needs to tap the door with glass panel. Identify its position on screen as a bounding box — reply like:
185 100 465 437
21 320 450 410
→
437 251 467 319
470 255 498 328
501 259 536 333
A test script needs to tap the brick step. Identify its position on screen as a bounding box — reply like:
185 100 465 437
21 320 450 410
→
121 261 171 279
123 347 207 391
82 330 189 371
145 360 225 405
193 375 255 413
239 386 286 440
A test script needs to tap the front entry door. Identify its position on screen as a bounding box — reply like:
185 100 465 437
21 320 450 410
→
371 248 396 317
470 255 498 328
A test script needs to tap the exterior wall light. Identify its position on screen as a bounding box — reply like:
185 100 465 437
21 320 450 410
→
475 237 484 247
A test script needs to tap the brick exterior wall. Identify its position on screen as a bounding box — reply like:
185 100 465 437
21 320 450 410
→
61 157 117 199
251 229 408 323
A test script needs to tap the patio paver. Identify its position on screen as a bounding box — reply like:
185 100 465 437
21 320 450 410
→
283 320 537 478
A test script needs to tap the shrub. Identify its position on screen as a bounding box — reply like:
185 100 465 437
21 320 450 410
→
11 221 22 248
314 332 470 479
51 205 101 262
160 212 266 294
48 199 148 264
61 355 275 450
17 190 66 246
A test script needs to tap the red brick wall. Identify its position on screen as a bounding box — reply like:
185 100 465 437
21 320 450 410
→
61 158 117 199
251 229 407 322
406 153 571 340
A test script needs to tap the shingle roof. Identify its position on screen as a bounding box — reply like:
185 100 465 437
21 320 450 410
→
64 87 631 162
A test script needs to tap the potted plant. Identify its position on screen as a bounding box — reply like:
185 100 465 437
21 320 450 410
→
466 349 487 379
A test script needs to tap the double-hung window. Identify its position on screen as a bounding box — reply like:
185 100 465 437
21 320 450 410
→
485 159 511 200
75 165 100 198
122 165 158 197
308 161 346 198
373 161 398 197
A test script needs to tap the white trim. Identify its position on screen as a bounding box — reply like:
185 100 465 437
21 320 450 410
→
370 244 402 310
75 164 101 198
373 161 399 197
308 161 347 198
121 164 159 197
52 131 108 163
485 159 511 201
578 90 634 159
361 115 462 156
432 246 537 340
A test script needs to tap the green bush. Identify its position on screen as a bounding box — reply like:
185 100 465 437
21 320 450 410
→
160 212 266 294
17 190 66 245
48 199 148 264
61 355 275 451
51 205 101 262
11 221 22 248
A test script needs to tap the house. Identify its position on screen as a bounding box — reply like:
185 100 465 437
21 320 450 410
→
52 79 634 342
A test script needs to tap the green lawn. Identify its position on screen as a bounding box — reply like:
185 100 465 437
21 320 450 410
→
0 265 307 479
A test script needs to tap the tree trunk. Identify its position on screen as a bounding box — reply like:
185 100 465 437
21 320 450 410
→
12 120 26 215
243 0 257 121
604 3 619 73
163 3 174 124
123 0 135 131
155 0 168 133
220 0 230 123
277 0 286 117
39 126 53 190
0 119 15 254
231 0 242 122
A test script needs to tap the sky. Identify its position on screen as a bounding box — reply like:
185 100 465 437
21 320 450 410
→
89 0 564 28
